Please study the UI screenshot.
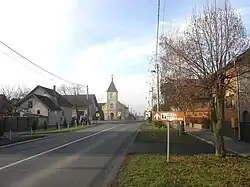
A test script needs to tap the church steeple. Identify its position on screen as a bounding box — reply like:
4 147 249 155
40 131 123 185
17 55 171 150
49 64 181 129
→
107 75 118 92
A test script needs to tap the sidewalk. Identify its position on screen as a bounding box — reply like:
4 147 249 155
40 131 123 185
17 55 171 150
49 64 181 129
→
185 126 250 157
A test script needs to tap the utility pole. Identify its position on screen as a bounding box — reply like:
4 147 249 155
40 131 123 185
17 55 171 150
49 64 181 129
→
156 64 160 112
151 86 154 110
150 0 161 112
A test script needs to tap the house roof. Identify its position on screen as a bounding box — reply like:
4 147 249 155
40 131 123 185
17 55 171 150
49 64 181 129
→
34 94 60 111
107 78 118 92
38 86 72 107
64 94 98 108
19 85 73 108
118 101 129 109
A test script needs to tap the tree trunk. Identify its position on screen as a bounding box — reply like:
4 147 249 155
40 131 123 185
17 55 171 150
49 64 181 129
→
213 96 226 157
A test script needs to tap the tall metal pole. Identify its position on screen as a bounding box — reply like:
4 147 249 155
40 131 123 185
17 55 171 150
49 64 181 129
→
155 0 161 112
156 64 160 112
151 86 154 110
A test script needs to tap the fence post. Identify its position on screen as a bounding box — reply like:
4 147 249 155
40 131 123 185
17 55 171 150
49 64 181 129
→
9 129 12 140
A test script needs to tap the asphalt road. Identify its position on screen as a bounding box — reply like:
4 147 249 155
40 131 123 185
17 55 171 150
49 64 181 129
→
0 122 141 187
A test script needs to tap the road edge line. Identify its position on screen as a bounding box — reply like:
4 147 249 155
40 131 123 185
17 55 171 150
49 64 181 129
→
186 131 249 158
0 124 99 149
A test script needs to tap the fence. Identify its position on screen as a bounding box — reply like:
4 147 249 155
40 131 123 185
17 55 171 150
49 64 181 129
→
0 116 49 133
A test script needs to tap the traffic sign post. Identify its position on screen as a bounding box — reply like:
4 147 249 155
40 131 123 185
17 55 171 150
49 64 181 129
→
152 111 185 162
95 112 100 124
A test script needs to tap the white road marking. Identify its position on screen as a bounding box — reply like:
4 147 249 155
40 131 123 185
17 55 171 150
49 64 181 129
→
0 133 67 149
0 125 120 171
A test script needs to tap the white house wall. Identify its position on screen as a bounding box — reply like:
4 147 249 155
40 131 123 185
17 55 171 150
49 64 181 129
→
19 95 49 116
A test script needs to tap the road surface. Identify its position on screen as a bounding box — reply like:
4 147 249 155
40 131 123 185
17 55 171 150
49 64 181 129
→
0 122 141 187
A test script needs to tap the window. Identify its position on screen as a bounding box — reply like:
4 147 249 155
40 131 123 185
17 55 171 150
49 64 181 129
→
37 110 40 115
110 103 113 109
28 101 33 108
62 110 64 116
109 93 113 99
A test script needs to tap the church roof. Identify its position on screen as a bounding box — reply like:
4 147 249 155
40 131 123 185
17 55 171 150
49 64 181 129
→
107 78 118 92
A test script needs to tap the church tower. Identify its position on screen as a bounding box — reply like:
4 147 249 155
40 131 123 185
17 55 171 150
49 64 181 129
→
106 75 118 120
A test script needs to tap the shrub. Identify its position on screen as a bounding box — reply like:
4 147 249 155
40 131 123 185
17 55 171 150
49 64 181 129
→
71 118 75 126
154 121 164 128
63 117 67 128
44 120 48 130
32 120 37 131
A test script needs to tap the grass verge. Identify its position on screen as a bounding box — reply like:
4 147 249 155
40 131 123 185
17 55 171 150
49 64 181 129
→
113 153 250 187
33 125 88 134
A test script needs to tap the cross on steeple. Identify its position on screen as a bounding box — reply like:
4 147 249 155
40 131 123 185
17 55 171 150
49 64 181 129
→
111 74 114 81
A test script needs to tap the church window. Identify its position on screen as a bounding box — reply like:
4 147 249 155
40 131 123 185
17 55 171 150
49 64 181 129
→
110 103 114 109
109 93 113 99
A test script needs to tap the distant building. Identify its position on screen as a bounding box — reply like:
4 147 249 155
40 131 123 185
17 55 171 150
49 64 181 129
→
63 94 99 120
102 76 129 120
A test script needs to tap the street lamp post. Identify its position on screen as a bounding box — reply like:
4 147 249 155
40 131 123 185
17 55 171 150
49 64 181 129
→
151 65 160 112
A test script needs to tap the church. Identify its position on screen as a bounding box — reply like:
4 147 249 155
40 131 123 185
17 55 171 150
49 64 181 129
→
101 76 130 120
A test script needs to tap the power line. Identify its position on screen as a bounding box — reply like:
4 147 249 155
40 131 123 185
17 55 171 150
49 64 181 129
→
0 49 53 81
0 40 85 86
161 0 167 33
155 0 161 64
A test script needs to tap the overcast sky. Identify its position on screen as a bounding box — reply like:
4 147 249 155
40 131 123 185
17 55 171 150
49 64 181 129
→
0 0 249 114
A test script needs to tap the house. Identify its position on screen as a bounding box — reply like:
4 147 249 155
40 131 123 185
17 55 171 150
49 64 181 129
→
102 76 130 120
17 85 73 126
64 94 99 121
223 48 250 141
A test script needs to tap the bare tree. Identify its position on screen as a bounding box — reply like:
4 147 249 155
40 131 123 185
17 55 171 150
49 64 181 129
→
0 85 30 100
159 1 250 156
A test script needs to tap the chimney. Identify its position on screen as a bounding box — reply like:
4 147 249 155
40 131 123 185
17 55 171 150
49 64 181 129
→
52 85 58 108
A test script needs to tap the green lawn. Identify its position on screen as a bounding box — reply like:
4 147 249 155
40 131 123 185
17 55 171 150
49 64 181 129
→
33 125 88 134
113 154 250 187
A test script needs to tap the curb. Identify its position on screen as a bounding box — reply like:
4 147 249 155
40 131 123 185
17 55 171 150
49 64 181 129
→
0 124 99 149
186 131 249 158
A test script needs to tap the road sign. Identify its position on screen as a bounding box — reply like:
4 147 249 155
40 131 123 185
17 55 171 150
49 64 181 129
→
117 112 121 117
145 108 151 112
145 111 151 118
152 111 184 121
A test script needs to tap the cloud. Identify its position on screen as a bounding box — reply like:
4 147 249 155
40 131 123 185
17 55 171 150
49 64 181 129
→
67 37 155 113
0 0 76 86
160 20 188 34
